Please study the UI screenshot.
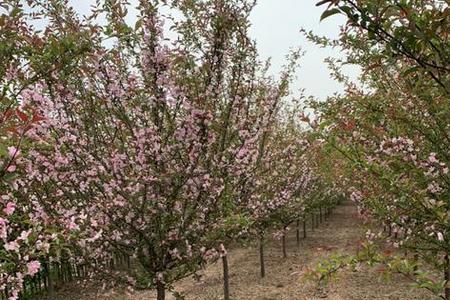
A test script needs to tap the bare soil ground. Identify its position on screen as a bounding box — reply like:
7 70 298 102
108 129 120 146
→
48 202 439 300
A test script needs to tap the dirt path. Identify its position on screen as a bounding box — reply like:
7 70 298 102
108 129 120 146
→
52 202 439 300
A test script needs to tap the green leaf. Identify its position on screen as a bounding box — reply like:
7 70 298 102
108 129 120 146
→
0 143 7 156
316 0 332 6
402 66 420 77
320 8 342 21
339 6 353 17
2 172 18 182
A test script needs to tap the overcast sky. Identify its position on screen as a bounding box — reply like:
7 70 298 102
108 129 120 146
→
67 0 360 101
249 0 359 101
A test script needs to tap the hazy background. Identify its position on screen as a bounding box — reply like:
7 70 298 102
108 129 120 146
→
66 0 360 101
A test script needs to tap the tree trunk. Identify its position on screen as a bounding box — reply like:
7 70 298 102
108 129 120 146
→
319 206 323 223
296 219 300 247
37 273 42 292
413 253 419 273
222 255 230 300
311 214 314 231
282 227 287 259
259 234 265 278
44 260 54 298
56 263 61 283
303 220 307 238
445 254 450 300
156 280 165 300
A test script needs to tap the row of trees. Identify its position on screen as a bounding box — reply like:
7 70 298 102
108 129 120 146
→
0 1 339 299
312 0 450 299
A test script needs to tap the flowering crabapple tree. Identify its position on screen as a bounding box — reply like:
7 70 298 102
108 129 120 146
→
3 0 303 299
0 1 97 298
0 107 57 300
239 101 328 278
313 0 450 298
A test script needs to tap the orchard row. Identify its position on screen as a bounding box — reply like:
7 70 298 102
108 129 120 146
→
312 1 450 299
0 1 341 300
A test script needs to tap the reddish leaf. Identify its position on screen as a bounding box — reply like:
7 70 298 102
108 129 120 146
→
382 249 393 256
32 113 45 123
3 109 14 120
342 119 356 132
16 109 29 122
5 126 19 134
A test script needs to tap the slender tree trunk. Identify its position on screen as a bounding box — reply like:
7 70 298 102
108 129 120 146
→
56 263 61 283
282 227 287 259
303 220 307 238
296 219 300 247
311 214 314 231
37 273 42 292
67 262 73 281
222 255 230 300
31 278 36 294
413 253 419 273
319 206 323 223
259 234 265 278
45 260 54 298
445 254 450 300
156 280 165 300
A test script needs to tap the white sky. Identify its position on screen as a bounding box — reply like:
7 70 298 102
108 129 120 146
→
249 0 360 101
66 0 360 101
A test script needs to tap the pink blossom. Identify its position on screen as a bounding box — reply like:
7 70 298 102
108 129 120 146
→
8 290 19 300
6 165 16 172
7 147 20 158
428 153 438 163
5 241 20 252
26 261 41 276
18 230 31 241
0 217 6 239
3 202 16 216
